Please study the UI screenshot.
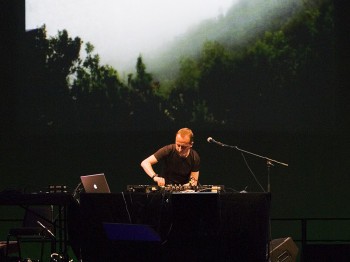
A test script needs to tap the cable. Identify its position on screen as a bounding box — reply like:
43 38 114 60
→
121 191 132 223
240 152 266 192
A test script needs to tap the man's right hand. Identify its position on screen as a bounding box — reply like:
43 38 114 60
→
154 176 165 186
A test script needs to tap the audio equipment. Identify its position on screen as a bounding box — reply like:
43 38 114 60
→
126 185 224 193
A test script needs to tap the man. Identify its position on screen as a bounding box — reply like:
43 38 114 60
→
141 128 200 186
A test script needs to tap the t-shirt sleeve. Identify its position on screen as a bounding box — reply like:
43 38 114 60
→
153 144 173 161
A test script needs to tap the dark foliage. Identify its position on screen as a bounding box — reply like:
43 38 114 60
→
14 0 340 135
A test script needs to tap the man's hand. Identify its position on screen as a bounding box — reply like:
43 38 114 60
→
154 176 165 186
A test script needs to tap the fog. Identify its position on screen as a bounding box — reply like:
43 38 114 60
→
26 0 236 73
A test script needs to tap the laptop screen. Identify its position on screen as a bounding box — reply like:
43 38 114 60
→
80 173 111 193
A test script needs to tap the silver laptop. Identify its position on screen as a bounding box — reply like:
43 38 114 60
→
80 173 111 193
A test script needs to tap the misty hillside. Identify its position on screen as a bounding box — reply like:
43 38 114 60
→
146 0 303 79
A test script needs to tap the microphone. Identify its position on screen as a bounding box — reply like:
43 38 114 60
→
207 137 225 146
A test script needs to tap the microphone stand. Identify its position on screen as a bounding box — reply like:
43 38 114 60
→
212 140 288 262
214 143 288 193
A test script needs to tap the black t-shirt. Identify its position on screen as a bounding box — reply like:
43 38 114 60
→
154 144 200 185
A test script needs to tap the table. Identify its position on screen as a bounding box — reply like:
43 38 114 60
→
78 192 271 261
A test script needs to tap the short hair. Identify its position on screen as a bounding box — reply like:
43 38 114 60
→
176 128 194 143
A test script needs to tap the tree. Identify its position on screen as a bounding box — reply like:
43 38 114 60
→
166 56 215 125
71 42 130 131
197 41 235 124
17 25 81 133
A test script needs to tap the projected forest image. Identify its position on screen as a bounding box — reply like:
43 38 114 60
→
19 0 339 134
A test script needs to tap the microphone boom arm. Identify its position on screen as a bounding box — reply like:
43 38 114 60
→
209 138 288 167
208 137 288 193
230 145 288 167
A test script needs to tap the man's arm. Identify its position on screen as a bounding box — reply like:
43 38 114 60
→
140 155 165 186
141 155 158 178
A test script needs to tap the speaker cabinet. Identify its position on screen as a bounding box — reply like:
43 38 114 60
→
270 237 298 262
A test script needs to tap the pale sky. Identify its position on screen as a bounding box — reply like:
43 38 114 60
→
26 0 237 72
